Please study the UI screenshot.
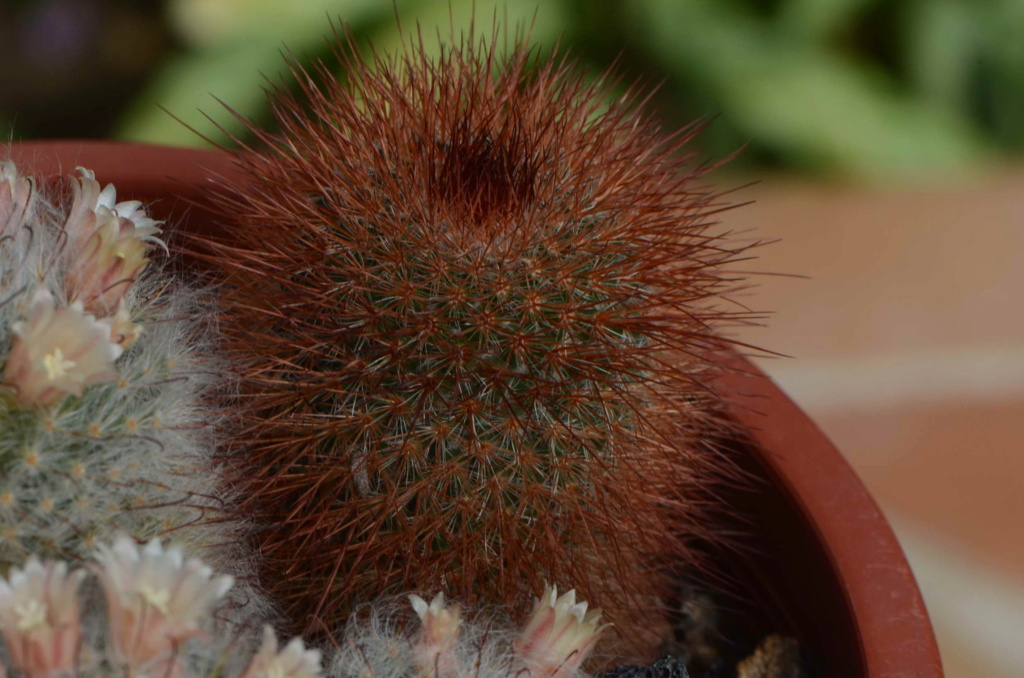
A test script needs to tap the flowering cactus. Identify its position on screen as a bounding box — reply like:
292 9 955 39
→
0 160 264 622
332 586 607 678
0 539 603 678
0 538 315 678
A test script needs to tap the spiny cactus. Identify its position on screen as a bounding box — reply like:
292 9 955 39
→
334 586 607 678
0 536 609 678
0 535 318 678
200 30 751 643
0 161 262 619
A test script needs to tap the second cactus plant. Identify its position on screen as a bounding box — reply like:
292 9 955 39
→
199 30 752 649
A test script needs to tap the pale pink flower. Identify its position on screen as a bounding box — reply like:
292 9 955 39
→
63 168 164 314
63 168 163 252
0 162 34 237
93 535 234 673
61 168 101 251
0 557 87 678
514 585 609 678
2 288 123 408
240 626 322 678
409 593 462 678
68 212 150 314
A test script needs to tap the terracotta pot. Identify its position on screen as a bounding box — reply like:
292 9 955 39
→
8 140 943 677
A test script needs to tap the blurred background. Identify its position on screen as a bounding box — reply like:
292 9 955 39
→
2 1 1021 675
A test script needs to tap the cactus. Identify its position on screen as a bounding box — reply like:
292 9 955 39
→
333 586 607 678
0 536 608 678
0 536 317 678
0 161 264 622
201 30 751 644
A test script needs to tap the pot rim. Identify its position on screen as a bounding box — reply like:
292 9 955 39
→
7 139 943 677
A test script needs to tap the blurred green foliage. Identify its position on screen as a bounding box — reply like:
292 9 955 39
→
116 0 568 146
4 0 1024 180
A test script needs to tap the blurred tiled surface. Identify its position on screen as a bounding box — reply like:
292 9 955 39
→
721 168 1024 678
821 398 1024 577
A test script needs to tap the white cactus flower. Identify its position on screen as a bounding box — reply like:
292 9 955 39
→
241 625 322 678
93 535 234 671
514 584 610 678
409 592 463 678
66 209 151 314
2 288 123 408
0 557 86 678
61 169 165 314
65 168 164 250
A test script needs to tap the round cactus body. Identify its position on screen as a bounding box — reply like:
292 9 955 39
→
204 34 753 644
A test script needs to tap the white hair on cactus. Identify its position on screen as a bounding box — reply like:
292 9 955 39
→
0 157 271 631
328 589 603 678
